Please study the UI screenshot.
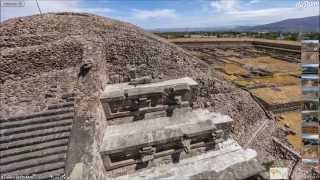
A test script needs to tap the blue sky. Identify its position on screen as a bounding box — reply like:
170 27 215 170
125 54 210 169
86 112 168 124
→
1 0 319 29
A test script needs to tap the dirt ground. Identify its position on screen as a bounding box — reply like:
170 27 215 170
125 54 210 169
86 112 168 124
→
182 44 311 179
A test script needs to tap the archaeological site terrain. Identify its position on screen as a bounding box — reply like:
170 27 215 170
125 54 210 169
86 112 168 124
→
0 13 312 179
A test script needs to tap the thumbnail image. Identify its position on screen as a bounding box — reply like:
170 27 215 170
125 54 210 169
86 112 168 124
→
302 40 320 52
303 99 319 111
302 111 319 123
302 159 320 174
302 159 319 167
301 52 319 64
301 64 319 74
302 133 319 146
301 75 319 88
311 165 320 177
302 112 318 134
302 146 319 160
302 134 319 160
302 123 318 135
302 87 319 99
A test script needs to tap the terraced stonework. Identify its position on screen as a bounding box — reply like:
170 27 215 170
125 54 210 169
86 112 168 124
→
1 13 293 179
0 95 75 178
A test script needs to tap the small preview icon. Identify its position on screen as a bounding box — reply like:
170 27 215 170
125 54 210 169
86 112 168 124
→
270 167 289 179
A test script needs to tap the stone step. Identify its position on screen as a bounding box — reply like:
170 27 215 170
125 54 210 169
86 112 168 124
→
0 153 66 174
101 77 198 101
115 141 262 180
0 107 74 122
104 109 231 140
47 102 74 110
100 109 233 172
102 120 218 155
2 161 66 177
66 97 75 102
62 93 76 100
0 125 72 143
33 168 65 179
125 83 190 98
107 105 169 119
1 138 69 158
1 119 73 136
108 102 191 121
0 146 68 165
0 132 70 150
0 113 74 130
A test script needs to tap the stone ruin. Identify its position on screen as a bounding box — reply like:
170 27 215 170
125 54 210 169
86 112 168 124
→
0 76 266 179
1 13 289 179
0 94 75 178
98 77 266 179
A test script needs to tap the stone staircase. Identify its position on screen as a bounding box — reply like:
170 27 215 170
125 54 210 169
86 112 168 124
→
0 98 75 178
100 77 265 179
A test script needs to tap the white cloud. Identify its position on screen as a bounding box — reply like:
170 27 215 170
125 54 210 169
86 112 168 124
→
249 0 261 4
210 0 238 12
228 7 295 18
1 0 114 21
229 6 319 20
208 0 319 21
133 9 177 19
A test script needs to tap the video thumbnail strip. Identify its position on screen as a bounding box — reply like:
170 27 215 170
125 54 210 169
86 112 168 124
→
301 40 319 175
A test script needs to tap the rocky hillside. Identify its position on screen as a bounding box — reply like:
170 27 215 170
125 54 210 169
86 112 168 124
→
0 13 288 176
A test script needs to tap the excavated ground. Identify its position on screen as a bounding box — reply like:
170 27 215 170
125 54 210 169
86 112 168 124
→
0 12 293 178
179 44 306 179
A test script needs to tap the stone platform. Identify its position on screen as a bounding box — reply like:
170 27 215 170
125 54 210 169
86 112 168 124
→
113 139 265 180
98 77 264 179
100 109 232 172
100 77 198 124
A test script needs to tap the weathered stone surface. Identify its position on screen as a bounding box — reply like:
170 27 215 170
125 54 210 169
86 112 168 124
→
113 140 263 180
102 109 231 151
0 101 74 178
0 12 283 179
102 77 198 99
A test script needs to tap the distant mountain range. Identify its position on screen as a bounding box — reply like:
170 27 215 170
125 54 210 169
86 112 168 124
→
150 26 237 33
239 16 319 32
151 16 320 33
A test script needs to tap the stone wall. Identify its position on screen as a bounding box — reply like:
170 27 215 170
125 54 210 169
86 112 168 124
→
0 37 83 84
174 39 302 64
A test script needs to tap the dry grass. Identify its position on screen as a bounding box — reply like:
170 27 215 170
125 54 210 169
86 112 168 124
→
235 73 299 88
240 56 300 74
223 74 239 81
250 85 302 105
215 63 249 76
277 112 302 151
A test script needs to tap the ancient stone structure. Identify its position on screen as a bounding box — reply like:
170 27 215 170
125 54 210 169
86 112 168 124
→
0 76 265 179
99 77 265 179
0 95 75 178
172 39 303 63
100 77 198 124
1 13 290 179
